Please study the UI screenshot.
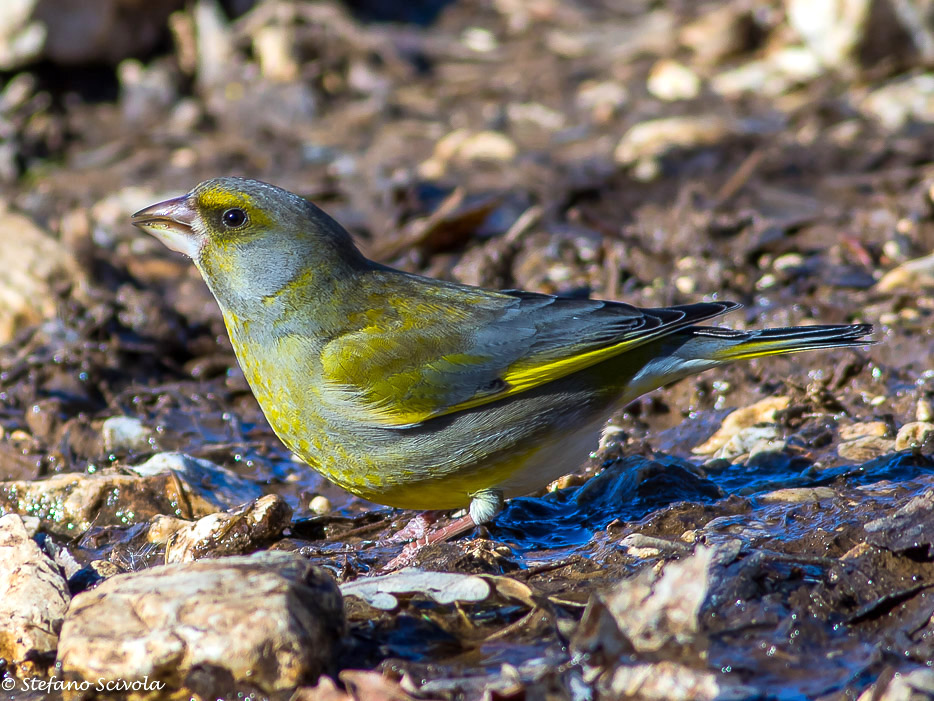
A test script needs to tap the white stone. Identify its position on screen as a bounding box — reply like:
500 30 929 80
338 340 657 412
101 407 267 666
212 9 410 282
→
0 514 70 673
58 552 343 694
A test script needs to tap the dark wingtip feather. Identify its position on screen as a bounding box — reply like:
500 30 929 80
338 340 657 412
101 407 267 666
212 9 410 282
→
693 322 876 362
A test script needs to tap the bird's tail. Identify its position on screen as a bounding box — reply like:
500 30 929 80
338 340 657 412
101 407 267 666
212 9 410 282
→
689 323 874 362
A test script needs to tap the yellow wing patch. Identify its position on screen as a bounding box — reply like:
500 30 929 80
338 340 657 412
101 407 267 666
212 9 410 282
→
323 329 653 429
428 333 653 418
322 348 491 427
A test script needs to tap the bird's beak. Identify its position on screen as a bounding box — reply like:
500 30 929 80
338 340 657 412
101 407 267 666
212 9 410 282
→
131 194 200 259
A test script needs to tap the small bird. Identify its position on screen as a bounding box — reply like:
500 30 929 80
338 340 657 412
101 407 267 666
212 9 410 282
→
132 177 872 552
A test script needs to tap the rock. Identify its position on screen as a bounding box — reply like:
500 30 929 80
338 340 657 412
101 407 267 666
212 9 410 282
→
786 0 871 69
444 130 517 162
0 471 182 536
576 80 628 122
759 487 836 503
0 0 182 69
712 425 782 462
773 253 805 271
860 74 934 131
839 421 891 441
68 560 123 594
646 59 701 101
674 275 696 295
837 435 896 461
146 514 193 544
309 495 332 515
679 4 757 66
460 26 498 53
0 514 70 673
876 251 934 291
618 534 692 559
0 454 262 536
341 568 491 611
101 416 154 454
693 396 791 456
420 129 518 178
507 102 566 131
253 24 299 82
789 0 927 74
917 399 934 423
193 0 231 89
573 545 718 657
212 74 318 138
614 115 734 169
42 0 182 65
293 671 421 701
57 551 343 695
858 667 934 701
747 437 787 462
865 491 934 557
129 451 265 507
895 422 934 451
42 536 82 580
0 204 81 344
0 0 44 69
604 661 756 701
710 47 823 97
163 494 292 564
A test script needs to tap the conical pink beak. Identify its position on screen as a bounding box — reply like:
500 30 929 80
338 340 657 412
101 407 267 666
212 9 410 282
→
131 194 200 259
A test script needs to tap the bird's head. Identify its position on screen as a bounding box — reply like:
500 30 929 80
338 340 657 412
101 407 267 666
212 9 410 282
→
131 177 365 304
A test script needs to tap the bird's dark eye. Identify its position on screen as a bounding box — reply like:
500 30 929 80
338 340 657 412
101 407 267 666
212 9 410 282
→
221 208 248 228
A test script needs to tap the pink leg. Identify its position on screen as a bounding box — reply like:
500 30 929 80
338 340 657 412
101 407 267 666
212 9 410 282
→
385 511 444 543
382 489 503 570
383 513 478 570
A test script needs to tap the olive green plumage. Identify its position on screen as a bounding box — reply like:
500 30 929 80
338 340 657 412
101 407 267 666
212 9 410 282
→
132 177 873 525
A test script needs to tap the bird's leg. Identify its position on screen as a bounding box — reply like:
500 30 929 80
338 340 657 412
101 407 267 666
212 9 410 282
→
383 489 504 570
468 488 505 526
386 511 445 543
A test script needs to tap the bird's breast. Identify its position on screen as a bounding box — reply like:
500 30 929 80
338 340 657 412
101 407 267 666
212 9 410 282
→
222 311 324 442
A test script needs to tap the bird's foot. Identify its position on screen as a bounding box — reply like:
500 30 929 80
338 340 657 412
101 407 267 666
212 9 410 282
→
385 511 444 544
382 513 478 571
382 490 503 571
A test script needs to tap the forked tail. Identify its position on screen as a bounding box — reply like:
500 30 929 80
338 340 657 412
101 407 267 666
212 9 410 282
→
692 323 874 362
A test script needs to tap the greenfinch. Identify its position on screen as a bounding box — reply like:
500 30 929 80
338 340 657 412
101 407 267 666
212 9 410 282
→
132 178 872 545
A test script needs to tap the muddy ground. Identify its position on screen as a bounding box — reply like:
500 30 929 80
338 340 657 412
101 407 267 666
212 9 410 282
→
2 0 934 699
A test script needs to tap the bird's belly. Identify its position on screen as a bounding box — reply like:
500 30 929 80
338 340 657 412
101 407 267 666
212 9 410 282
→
494 412 607 499
305 412 608 511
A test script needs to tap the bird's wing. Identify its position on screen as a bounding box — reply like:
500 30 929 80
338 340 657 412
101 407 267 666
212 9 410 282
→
319 273 738 428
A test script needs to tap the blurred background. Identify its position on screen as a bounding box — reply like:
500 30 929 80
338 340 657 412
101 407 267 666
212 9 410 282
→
3 3 934 697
